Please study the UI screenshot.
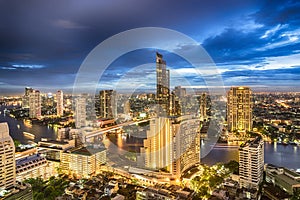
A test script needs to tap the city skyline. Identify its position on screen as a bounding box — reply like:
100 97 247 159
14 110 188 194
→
0 0 299 95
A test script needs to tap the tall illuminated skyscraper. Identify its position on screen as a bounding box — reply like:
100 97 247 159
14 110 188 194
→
141 116 200 178
171 116 200 177
75 96 87 128
239 137 264 189
156 52 170 116
227 86 253 132
56 90 64 117
99 90 116 119
29 89 41 119
0 122 16 189
143 117 172 170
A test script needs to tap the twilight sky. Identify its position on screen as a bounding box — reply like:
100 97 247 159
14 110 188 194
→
0 0 299 94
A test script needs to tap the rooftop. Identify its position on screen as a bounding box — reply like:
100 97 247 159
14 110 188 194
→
16 154 46 166
240 136 263 148
70 146 106 156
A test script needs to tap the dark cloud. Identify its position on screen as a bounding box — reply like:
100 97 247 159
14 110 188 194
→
0 0 299 94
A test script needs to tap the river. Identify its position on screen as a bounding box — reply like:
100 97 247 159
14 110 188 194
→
0 105 57 143
201 142 300 169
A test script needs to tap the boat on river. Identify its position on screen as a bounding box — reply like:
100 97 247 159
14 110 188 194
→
23 132 35 140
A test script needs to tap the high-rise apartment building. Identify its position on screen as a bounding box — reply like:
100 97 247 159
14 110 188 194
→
0 123 16 189
22 87 33 108
29 89 41 119
170 91 181 116
227 86 252 132
99 90 116 119
75 96 87 128
156 52 170 116
239 137 264 189
56 90 64 117
141 115 200 178
200 93 207 121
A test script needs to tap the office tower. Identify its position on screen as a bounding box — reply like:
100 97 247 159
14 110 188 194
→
22 87 33 108
156 52 170 116
99 90 116 119
29 89 41 119
227 86 253 132
0 123 16 189
200 93 207 121
56 90 64 116
75 96 87 128
141 116 200 178
239 137 264 189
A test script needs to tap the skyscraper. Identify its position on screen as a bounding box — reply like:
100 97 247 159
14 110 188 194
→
0 123 16 189
227 86 253 132
75 96 87 128
200 93 207 121
239 137 264 189
170 91 181 116
143 117 172 170
141 115 200 178
99 90 116 119
171 116 200 178
29 89 41 119
156 52 170 116
22 87 33 108
56 90 64 117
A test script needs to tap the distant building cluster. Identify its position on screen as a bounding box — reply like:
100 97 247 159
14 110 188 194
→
22 87 65 119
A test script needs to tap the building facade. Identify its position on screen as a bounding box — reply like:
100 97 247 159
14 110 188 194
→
22 87 33 108
156 52 170 116
239 137 264 189
141 115 200 178
172 116 201 177
227 86 253 132
199 93 207 121
61 146 106 178
29 89 41 119
56 90 64 117
75 96 87 128
16 154 56 182
99 90 116 119
0 123 16 190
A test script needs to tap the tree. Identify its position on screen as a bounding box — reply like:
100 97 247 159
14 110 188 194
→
224 160 239 175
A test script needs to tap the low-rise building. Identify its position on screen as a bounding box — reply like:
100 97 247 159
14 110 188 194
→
61 146 106 178
265 164 300 195
0 182 32 200
16 154 56 182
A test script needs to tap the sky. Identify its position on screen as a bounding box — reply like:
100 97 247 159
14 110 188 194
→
0 0 299 95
